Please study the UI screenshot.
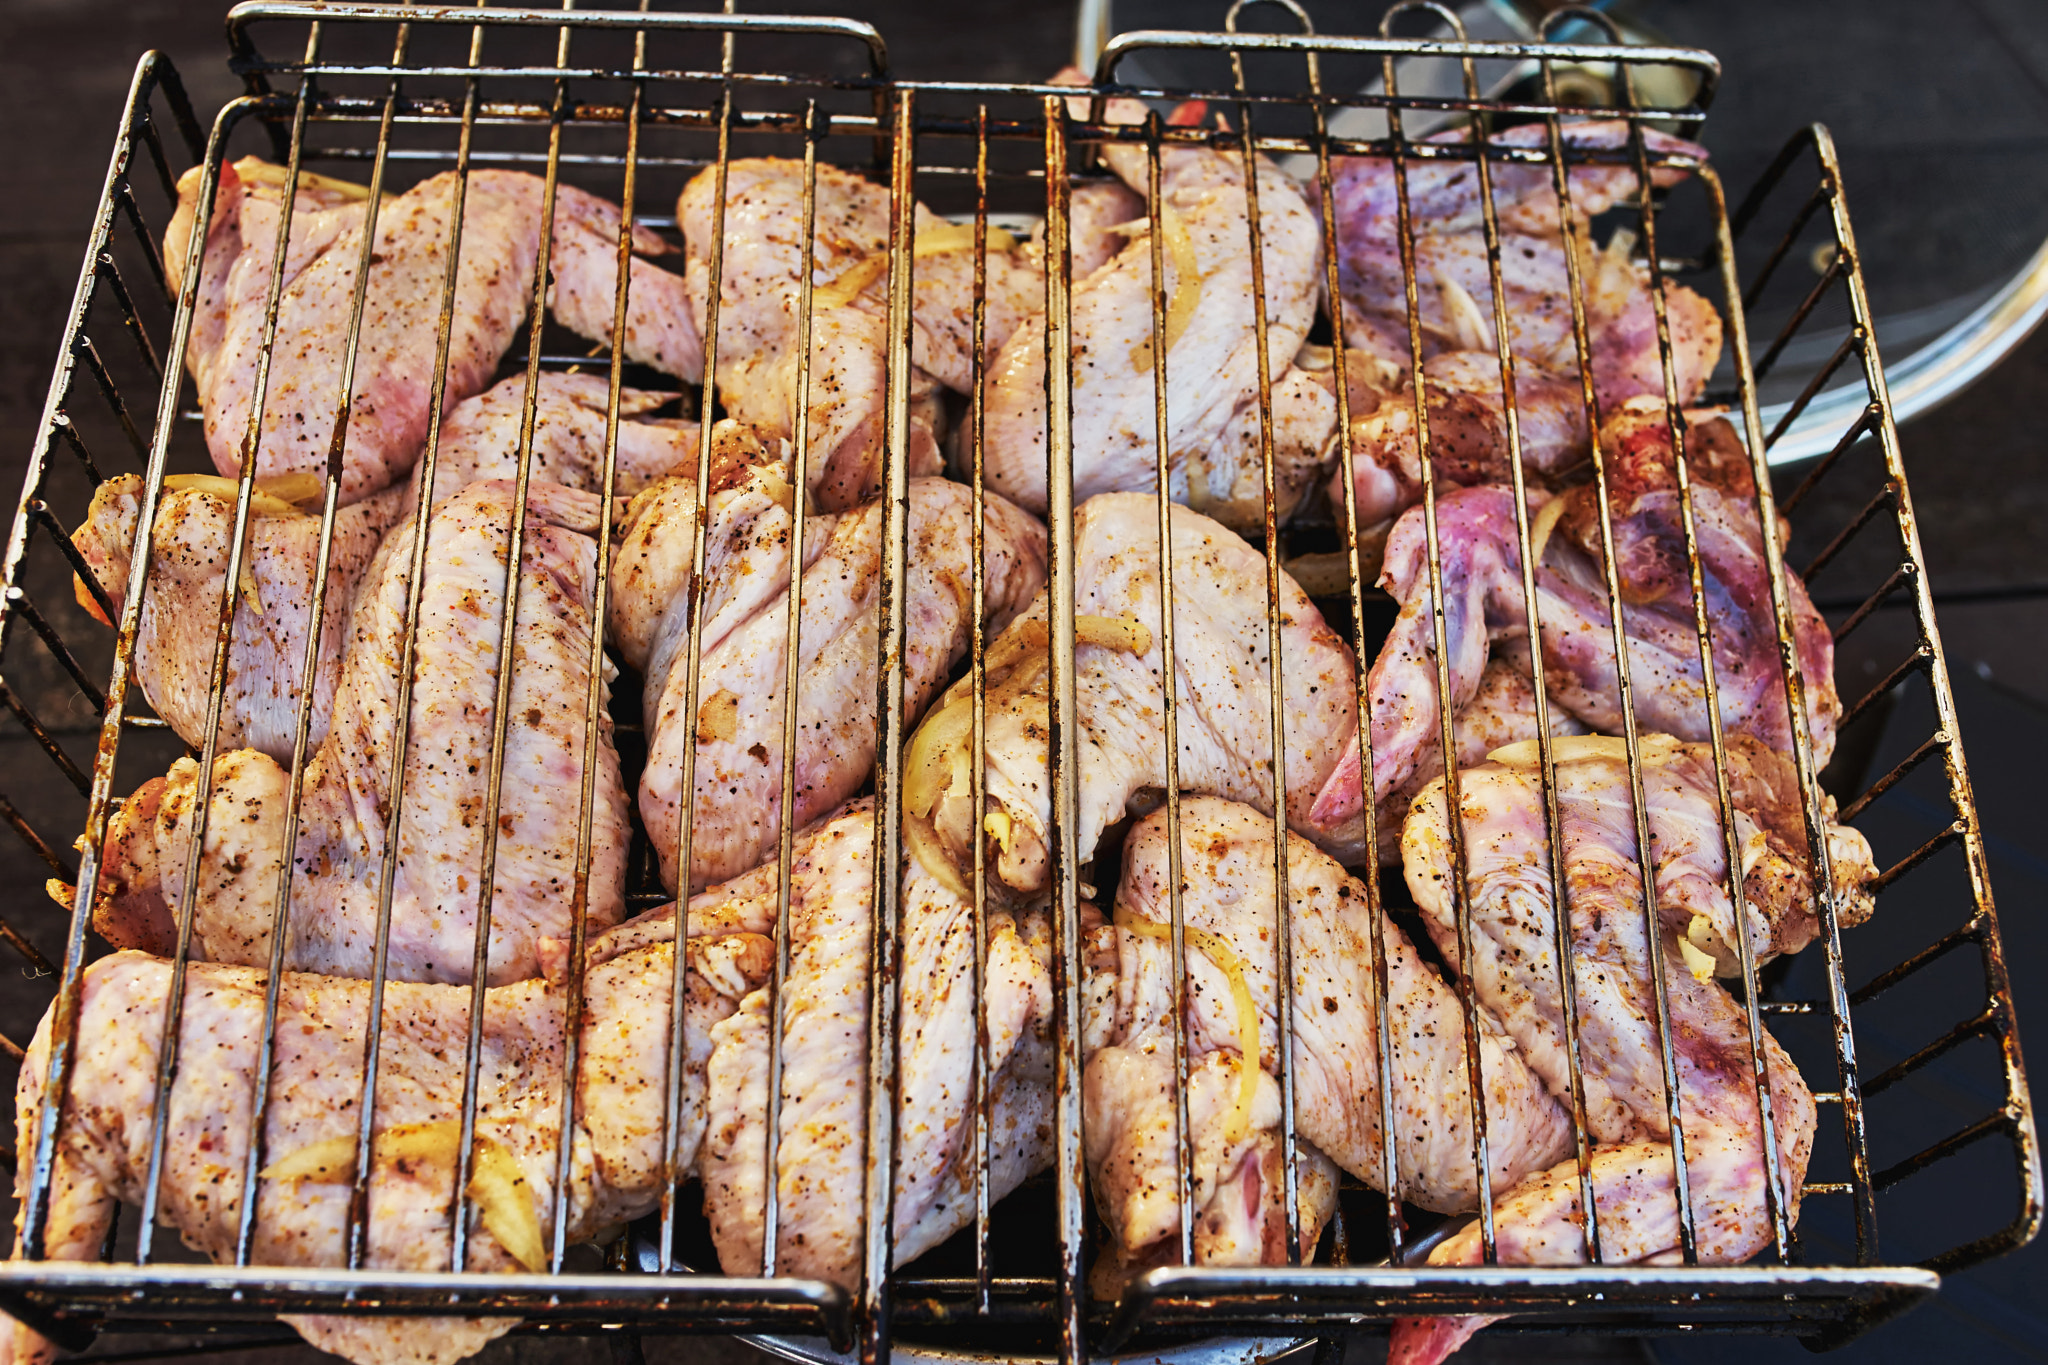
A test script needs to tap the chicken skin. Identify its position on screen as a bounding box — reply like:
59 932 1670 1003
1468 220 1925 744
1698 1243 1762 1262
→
677 158 1042 510
71 473 408 762
70 373 695 762
909 492 1367 902
1388 735 1873 1363
407 371 699 510
1324 121 1723 527
613 448 1046 892
978 98 1328 529
687 800 1056 1287
1371 640 1589 863
1311 409 1837 829
1084 799 1575 1283
166 157 700 506
85 480 628 986
1 923 767 1365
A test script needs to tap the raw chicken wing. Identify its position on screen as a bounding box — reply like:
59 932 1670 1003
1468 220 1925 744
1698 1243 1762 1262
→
2 926 766 1365
1085 798 1574 1284
71 473 406 761
165 157 700 505
1388 736 1871 1362
616 448 1046 891
85 480 629 985
1310 411 1837 828
911 492 1366 900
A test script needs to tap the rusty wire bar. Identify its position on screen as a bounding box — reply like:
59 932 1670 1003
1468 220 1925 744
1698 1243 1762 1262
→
1040 89 1091 1365
762 95 824 1280
547 0 656 1272
858 82 919 1365
446 0 580 1276
967 97 997 1311
1138 106 1200 1272
1376 1 1497 1265
657 68 735 1268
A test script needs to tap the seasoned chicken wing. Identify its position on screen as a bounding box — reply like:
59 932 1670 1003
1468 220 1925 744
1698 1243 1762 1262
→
1311 409 1836 829
70 373 695 762
911 493 1365 899
2 926 766 1365
85 480 628 986
1085 799 1574 1283
677 158 1041 510
688 800 1056 1286
1389 738 1864 1363
165 157 699 505
978 103 1326 528
1323 121 1723 525
615 451 1046 892
71 473 407 762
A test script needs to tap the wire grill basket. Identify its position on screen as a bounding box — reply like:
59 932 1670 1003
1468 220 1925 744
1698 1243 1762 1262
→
0 4 2035 1363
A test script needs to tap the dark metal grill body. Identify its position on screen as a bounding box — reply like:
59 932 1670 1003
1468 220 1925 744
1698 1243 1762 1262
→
0 4 2035 1362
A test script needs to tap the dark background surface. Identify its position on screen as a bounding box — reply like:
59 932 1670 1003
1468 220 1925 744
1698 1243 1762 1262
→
0 2 2043 1364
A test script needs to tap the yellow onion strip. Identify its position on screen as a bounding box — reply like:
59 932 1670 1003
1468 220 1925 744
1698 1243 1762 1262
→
1525 491 1569 568
1116 913 1262 1144
165 473 325 615
235 159 375 202
1159 203 1201 352
812 221 1020 310
263 1120 547 1272
165 471 324 516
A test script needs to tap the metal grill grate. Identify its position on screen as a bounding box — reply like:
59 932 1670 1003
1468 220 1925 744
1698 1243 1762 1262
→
0 4 2034 1363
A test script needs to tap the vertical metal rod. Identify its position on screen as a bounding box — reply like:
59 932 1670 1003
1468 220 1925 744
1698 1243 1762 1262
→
550 0 653 1272
762 95 822 1279
1309 97 1403 1259
858 85 917 1365
1453 49 1604 1264
1706 151 1879 1258
1142 110 1197 1272
1616 76 1790 1260
1227 90 1302 1265
443 4 577 1271
1379 45 1496 1264
1040 91 1090 1365
1535 59 1696 1261
658 76 736 1267
968 98 997 1313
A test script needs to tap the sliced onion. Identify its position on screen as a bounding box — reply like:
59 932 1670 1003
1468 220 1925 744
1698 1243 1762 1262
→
165 472 320 517
1526 491 1569 568
811 255 888 310
1075 613 1153 657
1160 203 1202 352
906 812 971 900
904 693 976 820
913 220 1018 259
264 1121 544 1272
